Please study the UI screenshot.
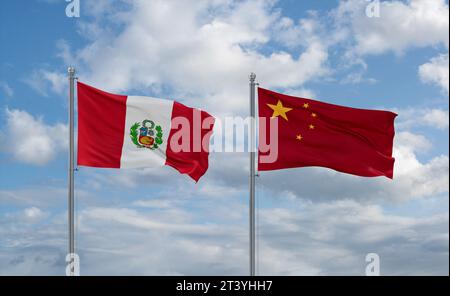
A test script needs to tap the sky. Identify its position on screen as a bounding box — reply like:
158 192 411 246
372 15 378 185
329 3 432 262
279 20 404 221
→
0 0 448 275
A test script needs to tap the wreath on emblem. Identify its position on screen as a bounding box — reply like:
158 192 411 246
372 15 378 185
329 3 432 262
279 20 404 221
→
130 119 163 150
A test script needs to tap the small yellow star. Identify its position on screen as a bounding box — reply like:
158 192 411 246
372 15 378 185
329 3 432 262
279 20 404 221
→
309 124 315 130
303 103 309 109
311 112 317 118
267 100 293 121
296 134 303 141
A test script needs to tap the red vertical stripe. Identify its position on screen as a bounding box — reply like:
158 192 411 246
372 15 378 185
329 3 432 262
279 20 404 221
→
165 102 215 182
77 82 127 168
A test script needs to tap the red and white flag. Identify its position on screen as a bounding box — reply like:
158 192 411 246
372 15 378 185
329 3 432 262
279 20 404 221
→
77 82 215 182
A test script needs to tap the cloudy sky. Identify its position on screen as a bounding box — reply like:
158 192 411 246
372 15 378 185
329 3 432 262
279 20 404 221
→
0 0 448 275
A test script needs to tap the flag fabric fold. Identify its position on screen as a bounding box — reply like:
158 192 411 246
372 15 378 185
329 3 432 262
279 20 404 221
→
77 82 215 182
258 88 397 179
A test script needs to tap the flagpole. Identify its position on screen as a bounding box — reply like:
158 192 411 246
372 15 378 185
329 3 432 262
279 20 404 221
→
67 66 76 276
249 72 257 276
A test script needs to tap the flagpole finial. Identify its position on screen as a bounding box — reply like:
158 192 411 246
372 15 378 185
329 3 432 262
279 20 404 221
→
68 66 76 76
249 72 256 82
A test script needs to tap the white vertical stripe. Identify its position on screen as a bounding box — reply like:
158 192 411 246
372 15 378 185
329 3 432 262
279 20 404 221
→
120 96 173 168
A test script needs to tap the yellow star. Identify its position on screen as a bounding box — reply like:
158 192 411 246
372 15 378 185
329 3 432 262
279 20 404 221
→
296 134 303 141
267 100 293 121
303 103 309 109
309 124 315 130
311 112 317 118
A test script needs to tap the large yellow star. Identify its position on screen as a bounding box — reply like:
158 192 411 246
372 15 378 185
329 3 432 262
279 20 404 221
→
267 100 293 121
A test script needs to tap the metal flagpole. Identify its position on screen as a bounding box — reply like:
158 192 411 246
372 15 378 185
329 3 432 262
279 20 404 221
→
67 66 76 276
249 73 257 276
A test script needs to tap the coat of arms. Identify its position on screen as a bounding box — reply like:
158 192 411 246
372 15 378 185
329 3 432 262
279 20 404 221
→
130 119 163 150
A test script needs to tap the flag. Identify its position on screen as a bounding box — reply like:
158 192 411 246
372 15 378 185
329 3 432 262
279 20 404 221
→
77 82 215 182
258 88 397 179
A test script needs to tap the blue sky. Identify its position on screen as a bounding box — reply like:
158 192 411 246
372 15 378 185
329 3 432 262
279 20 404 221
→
0 0 449 275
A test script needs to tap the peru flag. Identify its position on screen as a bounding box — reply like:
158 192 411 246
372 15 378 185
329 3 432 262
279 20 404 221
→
77 82 215 182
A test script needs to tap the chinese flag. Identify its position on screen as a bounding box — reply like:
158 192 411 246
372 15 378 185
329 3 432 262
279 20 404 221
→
258 88 397 179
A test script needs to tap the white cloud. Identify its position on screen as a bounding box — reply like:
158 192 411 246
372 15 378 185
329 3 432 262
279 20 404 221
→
24 207 45 219
280 88 317 99
82 207 221 234
331 0 449 84
273 12 326 49
340 71 377 85
423 108 449 129
56 40 76 65
23 207 49 223
24 69 67 97
62 0 329 116
0 194 447 275
0 187 65 207
257 199 449 275
0 81 13 97
132 199 176 209
396 107 449 130
392 133 448 198
1 109 67 165
395 131 432 153
419 53 449 94
1 207 49 225
335 0 449 55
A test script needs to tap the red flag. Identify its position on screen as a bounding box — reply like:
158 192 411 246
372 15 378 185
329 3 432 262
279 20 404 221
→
258 88 397 179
